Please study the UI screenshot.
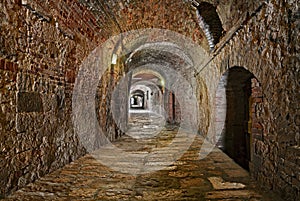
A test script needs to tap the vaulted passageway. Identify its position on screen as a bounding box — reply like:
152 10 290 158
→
0 0 299 200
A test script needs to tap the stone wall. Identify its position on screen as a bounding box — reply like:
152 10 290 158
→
249 77 264 175
0 0 125 197
0 1 85 196
202 0 299 199
0 0 299 199
0 59 18 197
96 56 129 142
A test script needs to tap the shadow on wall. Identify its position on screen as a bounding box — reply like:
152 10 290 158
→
216 66 263 171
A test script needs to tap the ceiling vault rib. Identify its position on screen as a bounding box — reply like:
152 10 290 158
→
102 0 123 33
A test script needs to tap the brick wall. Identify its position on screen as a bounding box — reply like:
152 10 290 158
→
203 0 299 199
0 0 299 199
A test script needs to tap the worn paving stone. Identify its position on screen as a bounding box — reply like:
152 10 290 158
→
2 112 283 201
208 177 246 190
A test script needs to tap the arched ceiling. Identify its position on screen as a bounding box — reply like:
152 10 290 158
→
131 69 165 94
78 0 206 45
133 73 158 81
25 0 259 53
128 49 190 70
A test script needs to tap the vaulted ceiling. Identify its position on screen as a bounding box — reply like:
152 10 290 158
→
25 0 260 52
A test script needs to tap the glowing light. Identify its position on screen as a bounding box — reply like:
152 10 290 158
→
111 54 117 64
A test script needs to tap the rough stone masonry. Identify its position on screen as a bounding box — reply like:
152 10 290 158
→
0 0 299 200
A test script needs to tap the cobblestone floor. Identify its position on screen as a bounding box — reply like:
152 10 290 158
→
3 112 282 201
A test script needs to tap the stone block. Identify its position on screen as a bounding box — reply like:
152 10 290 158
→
16 92 43 113
15 113 43 133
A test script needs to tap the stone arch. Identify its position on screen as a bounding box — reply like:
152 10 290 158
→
131 80 164 114
194 1 224 49
215 66 264 170
130 89 146 109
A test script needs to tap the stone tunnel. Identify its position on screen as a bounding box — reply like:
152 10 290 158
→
0 0 299 200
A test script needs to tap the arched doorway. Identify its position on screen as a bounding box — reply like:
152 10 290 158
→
130 89 145 109
215 67 263 170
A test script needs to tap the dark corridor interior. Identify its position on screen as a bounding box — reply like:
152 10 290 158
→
221 67 254 170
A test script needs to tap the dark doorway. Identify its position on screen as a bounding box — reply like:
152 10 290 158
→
217 67 258 170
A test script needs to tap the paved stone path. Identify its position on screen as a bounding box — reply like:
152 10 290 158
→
3 112 282 200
